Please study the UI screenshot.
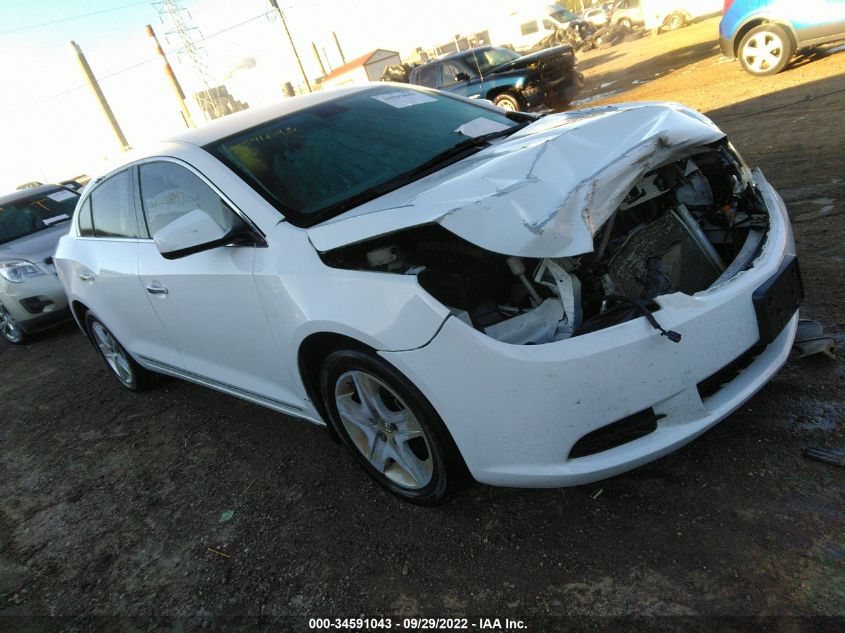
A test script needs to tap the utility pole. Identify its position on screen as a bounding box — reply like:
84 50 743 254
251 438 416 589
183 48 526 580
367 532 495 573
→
333 31 346 64
145 24 195 128
312 42 326 77
268 0 311 92
70 40 129 150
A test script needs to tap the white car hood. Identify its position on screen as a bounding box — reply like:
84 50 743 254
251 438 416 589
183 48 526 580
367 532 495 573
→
306 103 725 258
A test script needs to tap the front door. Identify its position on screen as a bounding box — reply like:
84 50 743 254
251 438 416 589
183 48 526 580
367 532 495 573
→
135 159 301 412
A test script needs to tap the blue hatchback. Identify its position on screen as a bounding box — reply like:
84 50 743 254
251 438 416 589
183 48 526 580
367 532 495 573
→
720 0 845 75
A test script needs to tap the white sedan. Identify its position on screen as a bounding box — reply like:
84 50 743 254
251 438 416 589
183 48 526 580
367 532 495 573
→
55 85 802 504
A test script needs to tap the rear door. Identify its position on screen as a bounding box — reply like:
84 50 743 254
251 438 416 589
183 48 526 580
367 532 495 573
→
67 168 181 367
135 159 300 408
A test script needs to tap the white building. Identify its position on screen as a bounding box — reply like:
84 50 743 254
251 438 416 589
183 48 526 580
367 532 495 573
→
317 49 402 89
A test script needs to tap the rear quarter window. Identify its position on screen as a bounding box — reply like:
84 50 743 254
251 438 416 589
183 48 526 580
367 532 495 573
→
412 64 437 87
77 198 94 237
89 170 141 239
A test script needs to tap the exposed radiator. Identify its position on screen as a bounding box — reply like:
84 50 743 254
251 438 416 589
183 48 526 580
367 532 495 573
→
608 205 724 299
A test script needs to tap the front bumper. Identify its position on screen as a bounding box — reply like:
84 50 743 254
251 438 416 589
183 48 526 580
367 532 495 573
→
382 170 798 487
1 271 70 333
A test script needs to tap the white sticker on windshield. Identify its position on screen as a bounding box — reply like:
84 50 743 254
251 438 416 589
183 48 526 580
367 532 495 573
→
372 91 437 108
42 214 69 225
454 117 511 138
47 190 76 202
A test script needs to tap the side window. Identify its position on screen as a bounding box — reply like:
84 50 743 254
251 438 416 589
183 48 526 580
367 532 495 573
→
440 61 471 86
521 20 539 36
138 161 240 242
414 64 437 87
77 198 94 237
90 170 140 238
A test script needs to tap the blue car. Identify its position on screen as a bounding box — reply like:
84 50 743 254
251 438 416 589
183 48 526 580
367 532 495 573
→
408 46 583 112
720 0 845 75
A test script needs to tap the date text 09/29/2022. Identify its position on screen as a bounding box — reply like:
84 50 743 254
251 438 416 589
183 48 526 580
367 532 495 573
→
308 617 527 630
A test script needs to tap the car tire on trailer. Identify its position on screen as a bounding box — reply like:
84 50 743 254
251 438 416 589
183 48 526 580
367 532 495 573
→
665 13 685 31
320 348 462 505
738 23 795 76
619 18 633 29
0 304 25 345
492 92 522 112
85 313 157 391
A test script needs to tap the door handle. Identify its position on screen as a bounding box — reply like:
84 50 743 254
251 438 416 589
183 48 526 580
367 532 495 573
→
146 283 169 296
79 272 95 282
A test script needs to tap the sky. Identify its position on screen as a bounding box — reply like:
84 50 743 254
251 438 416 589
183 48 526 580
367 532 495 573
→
0 0 530 191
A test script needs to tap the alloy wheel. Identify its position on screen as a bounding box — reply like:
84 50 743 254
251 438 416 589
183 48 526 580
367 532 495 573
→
0 306 23 344
334 370 434 489
91 321 135 386
742 31 785 73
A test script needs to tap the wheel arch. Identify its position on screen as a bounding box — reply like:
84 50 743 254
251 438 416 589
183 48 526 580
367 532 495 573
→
297 331 376 439
486 86 521 105
732 18 798 57
70 299 94 340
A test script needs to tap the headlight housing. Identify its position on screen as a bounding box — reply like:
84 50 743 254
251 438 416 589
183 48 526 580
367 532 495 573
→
0 260 45 284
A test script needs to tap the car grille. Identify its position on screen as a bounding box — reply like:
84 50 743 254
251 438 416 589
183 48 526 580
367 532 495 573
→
697 346 762 401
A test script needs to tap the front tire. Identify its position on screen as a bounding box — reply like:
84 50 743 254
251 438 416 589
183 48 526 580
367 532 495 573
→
492 92 522 112
85 313 156 391
619 18 633 30
738 24 795 76
0 305 25 345
320 349 461 504
665 13 685 31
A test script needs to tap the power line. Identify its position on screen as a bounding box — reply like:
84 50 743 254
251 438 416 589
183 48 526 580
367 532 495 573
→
0 1 153 36
0 10 274 118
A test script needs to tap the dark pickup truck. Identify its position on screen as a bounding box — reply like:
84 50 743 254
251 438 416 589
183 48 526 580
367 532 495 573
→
408 45 583 112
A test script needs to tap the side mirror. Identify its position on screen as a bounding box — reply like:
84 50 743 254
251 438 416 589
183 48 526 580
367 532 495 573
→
455 72 471 82
154 208 257 260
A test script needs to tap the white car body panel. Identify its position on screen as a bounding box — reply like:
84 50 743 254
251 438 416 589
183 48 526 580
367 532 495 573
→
307 103 724 258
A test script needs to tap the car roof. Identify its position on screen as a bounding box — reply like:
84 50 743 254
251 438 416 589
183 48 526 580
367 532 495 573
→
86 84 409 182
0 184 67 206
438 46 496 62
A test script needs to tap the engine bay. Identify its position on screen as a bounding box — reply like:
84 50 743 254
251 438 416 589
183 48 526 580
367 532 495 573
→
320 141 772 345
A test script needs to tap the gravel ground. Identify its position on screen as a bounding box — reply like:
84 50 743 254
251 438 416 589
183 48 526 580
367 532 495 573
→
1 17 843 632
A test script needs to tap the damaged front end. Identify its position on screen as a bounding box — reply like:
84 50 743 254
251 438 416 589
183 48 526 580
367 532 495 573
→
320 140 772 346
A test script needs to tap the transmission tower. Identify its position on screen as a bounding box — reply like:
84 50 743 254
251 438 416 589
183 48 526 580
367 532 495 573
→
153 0 221 120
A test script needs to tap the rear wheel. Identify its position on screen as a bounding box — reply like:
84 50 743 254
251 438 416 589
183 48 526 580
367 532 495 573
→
619 17 633 29
492 92 522 112
738 24 795 76
320 349 461 504
0 305 25 345
85 313 156 391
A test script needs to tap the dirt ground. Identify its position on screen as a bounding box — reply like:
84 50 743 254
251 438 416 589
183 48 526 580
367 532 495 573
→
1 17 843 631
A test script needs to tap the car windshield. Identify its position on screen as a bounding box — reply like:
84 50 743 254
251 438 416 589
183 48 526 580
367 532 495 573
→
0 189 78 245
469 48 521 74
207 86 519 227
550 8 578 23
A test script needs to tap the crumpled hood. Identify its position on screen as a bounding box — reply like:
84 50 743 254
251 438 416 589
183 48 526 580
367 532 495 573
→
307 102 725 258
489 45 573 73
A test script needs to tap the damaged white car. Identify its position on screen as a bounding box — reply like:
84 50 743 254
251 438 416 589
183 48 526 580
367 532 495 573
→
55 85 802 504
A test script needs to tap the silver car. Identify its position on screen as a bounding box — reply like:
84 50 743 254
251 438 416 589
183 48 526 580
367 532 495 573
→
0 185 77 344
